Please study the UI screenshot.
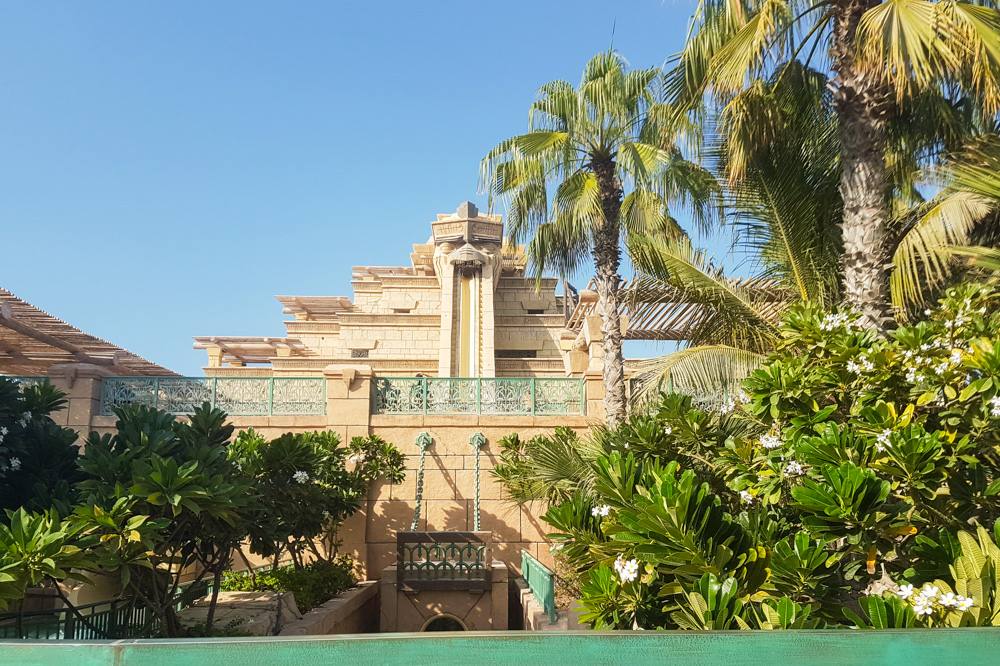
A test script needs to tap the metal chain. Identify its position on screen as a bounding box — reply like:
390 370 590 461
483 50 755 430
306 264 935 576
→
470 432 486 531
410 432 432 531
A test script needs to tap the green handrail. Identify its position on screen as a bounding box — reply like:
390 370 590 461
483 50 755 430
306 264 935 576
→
521 550 557 624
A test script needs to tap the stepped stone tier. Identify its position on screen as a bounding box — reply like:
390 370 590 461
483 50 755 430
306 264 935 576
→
193 201 591 379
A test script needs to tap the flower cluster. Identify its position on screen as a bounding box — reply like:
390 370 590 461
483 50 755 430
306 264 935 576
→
900 341 956 384
846 355 875 375
898 583 975 615
760 431 783 450
348 452 366 464
784 460 804 476
819 312 858 332
739 490 754 504
18 411 30 428
719 389 750 414
292 470 310 484
990 396 1000 418
614 555 640 583
0 426 7 443
875 428 893 452
591 504 611 518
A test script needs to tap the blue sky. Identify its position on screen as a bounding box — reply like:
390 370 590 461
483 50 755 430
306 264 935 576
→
0 1 738 375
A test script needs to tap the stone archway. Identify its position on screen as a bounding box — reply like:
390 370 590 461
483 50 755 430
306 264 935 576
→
421 614 467 631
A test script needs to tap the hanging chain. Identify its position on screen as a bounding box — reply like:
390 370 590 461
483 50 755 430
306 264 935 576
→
410 432 432 531
470 432 486 531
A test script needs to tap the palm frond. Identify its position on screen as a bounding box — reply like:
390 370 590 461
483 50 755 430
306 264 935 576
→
890 191 994 309
629 345 765 406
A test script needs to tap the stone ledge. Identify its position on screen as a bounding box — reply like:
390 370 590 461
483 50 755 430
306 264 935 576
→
278 581 379 636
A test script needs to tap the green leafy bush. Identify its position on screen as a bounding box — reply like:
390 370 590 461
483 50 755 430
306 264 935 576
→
507 283 1000 629
221 556 356 613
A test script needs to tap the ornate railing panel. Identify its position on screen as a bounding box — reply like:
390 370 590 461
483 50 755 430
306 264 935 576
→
372 377 584 415
99 377 326 416
397 531 491 591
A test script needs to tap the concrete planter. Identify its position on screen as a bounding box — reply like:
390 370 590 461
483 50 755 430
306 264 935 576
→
278 581 379 636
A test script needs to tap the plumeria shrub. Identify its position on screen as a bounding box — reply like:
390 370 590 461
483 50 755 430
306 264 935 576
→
512 283 1000 629
229 429 404 569
0 379 82 516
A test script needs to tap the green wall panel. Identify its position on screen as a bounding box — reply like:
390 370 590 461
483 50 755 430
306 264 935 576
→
2 629 999 666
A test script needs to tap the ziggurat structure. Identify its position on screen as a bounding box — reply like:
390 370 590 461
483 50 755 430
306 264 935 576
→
194 202 589 380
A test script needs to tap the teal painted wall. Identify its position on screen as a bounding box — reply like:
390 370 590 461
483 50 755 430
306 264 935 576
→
2 630 1000 666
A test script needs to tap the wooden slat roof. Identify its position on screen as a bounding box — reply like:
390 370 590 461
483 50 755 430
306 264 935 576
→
565 277 790 340
0 288 176 376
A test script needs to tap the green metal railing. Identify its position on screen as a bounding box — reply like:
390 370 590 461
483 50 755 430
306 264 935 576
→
0 598 148 640
397 531 491 591
99 376 326 416
372 377 585 415
521 550 557 625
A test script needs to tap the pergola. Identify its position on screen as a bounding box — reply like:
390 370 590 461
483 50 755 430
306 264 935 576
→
565 277 790 341
0 288 176 376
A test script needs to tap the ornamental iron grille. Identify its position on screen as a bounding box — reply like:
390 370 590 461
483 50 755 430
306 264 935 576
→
397 531 491 591
99 377 326 416
372 377 584 415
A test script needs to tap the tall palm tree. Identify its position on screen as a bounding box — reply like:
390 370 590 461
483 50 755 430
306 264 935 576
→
480 52 718 426
668 0 1000 329
627 59 989 399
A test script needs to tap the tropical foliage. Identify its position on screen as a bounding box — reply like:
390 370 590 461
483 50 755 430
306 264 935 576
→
501 284 1000 629
480 51 718 425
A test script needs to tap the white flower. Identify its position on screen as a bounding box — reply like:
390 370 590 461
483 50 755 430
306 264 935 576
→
898 584 915 599
820 312 852 331
950 349 964 365
990 396 1000 418
292 470 309 484
861 358 875 372
957 596 974 612
613 555 640 583
938 592 958 607
784 460 804 477
921 584 940 599
592 504 610 518
906 368 918 383
734 390 750 404
663 426 672 435
924 309 932 316
760 433 783 450
739 490 754 505
18 412 30 427
875 429 892 452
934 361 949 375
0 426 7 436
846 360 861 374
913 601 934 616
9 457 20 471
322 510 330 518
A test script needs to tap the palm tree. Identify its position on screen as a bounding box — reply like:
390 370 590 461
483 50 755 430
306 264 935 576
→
668 0 1000 329
480 52 718 426
627 60 990 399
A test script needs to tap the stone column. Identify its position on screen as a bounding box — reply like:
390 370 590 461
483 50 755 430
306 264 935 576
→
45 363 115 440
323 364 373 441
437 263 457 377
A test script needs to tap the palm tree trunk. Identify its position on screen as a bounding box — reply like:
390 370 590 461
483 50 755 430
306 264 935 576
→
592 158 627 427
831 0 893 329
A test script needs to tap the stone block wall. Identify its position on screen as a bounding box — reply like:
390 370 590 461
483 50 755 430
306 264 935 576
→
47 362 603 582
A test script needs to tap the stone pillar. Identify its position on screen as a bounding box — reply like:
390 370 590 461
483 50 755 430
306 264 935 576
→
584 367 604 420
45 363 115 439
323 364 373 441
437 263 457 377
479 261 497 378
